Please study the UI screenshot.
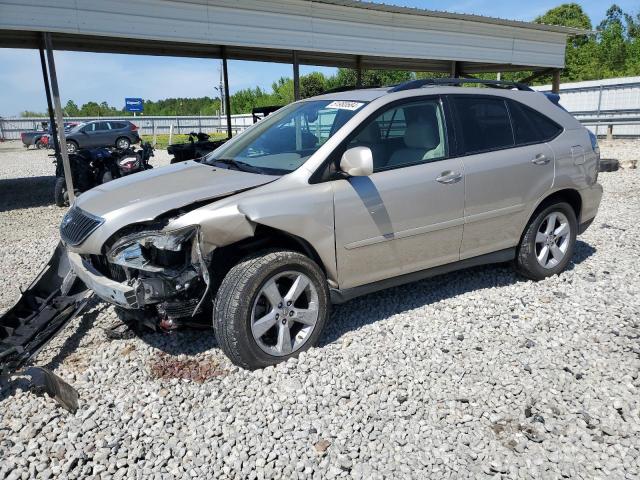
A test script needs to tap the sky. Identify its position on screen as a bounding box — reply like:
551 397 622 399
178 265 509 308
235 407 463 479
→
0 0 638 116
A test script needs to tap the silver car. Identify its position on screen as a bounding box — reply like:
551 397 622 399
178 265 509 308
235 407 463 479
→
61 80 603 369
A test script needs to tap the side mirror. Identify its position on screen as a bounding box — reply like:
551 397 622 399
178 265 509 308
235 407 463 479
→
340 146 373 177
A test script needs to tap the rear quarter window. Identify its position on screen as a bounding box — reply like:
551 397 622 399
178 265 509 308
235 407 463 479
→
507 100 563 145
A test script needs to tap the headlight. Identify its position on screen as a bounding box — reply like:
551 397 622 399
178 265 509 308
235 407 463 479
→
107 226 198 272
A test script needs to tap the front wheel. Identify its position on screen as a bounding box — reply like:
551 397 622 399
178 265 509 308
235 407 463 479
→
516 202 577 280
66 140 78 154
213 250 329 369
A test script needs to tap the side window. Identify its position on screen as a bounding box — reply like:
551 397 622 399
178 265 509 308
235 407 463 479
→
83 123 96 133
348 99 447 172
450 96 513 154
508 100 562 145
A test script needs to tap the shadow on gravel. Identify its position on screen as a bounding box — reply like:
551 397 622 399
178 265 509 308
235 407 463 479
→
0 175 56 212
137 326 218 356
45 297 104 371
320 240 597 346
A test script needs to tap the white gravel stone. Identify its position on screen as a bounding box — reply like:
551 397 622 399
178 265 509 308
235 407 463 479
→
0 141 639 479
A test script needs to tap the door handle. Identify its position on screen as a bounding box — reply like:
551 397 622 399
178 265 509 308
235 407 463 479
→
531 153 550 165
436 171 463 184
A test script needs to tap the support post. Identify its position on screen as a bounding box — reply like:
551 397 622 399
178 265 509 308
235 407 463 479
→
356 55 363 88
292 50 300 101
595 84 603 137
450 61 459 78
38 41 59 156
43 33 74 203
222 47 232 138
606 124 613 141
552 69 561 94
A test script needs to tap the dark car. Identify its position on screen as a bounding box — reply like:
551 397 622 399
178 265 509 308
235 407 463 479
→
65 120 140 153
20 122 78 149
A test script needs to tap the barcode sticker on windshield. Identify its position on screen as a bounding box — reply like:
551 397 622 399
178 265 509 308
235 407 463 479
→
326 101 364 111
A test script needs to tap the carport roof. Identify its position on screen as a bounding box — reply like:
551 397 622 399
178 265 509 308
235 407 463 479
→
0 0 590 73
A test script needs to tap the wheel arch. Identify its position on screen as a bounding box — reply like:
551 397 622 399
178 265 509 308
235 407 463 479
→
207 224 329 296
518 188 582 247
527 188 582 228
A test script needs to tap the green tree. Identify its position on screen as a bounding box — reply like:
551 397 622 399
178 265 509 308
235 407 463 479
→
300 72 327 98
63 100 80 116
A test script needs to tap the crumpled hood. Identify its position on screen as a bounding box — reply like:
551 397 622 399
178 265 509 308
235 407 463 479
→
71 161 276 253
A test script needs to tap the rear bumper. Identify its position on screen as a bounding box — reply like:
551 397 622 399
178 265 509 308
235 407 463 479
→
580 183 603 227
68 251 143 309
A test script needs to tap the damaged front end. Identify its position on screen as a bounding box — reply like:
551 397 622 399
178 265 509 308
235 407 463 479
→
69 223 211 329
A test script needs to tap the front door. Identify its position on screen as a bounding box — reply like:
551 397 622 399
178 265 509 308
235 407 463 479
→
332 98 465 289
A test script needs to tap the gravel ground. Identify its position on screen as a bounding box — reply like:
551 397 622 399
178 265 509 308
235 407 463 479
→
0 141 639 479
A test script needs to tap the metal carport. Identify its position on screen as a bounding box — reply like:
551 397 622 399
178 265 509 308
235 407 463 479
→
0 0 588 200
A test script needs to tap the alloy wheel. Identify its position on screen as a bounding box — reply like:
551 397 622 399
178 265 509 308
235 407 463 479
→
535 211 571 269
250 270 319 356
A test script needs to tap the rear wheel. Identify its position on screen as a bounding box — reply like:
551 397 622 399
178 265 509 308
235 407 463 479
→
516 202 577 280
213 250 329 369
35 139 46 149
116 137 130 149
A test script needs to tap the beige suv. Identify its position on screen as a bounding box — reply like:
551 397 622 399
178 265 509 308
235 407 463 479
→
62 79 603 369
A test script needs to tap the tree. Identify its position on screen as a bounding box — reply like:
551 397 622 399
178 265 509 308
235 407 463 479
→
597 5 628 75
63 100 80 116
300 72 327 98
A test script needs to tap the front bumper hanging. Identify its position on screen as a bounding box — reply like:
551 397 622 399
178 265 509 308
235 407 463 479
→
0 242 91 412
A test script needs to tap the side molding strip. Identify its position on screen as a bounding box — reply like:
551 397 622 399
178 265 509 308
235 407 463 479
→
330 248 515 304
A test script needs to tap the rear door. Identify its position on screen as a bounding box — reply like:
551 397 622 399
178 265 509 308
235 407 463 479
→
448 95 558 259
332 97 465 289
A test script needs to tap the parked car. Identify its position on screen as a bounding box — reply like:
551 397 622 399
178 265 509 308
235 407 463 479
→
20 122 77 148
65 120 140 153
60 79 602 369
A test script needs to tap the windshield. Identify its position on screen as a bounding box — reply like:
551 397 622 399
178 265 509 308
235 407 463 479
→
204 99 367 174
69 122 87 133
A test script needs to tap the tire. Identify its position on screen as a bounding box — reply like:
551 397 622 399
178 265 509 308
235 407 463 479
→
515 202 577 281
35 139 45 149
213 249 330 369
116 137 131 149
599 158 619 172
66 140 78 154
101 171 113 184
54 176 67 207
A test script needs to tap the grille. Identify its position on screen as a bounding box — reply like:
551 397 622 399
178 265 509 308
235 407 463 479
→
60 206 104 246
90 255 127 282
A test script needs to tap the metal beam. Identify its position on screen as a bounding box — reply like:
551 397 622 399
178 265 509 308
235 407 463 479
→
43 33 74 203
38 40 59 156
221 47 232 138
292 50 300 101
0 31 565 74
518 67 555 85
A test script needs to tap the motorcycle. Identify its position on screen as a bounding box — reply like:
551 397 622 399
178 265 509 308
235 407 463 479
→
53 142 154 207
168 131 227 164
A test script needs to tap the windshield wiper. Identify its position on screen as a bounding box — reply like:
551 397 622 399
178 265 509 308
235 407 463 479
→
211 158 264 174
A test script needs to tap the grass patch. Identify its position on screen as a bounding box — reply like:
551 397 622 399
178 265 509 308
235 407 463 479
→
142 132 228 149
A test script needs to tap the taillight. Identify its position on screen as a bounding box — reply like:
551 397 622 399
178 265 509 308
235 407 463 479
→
130 123 138 131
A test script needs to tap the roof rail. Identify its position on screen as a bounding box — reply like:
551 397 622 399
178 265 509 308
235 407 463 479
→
388 78 533 93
